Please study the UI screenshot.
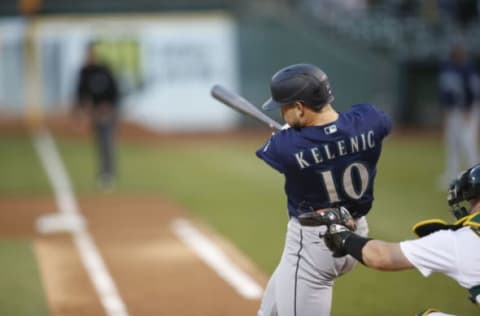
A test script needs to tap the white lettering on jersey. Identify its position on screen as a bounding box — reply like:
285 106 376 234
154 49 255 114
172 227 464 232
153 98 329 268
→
295 151 310 169
337 140 347 156
367 130 375 148
293 130 376 169
324 144 336 160
350 136 360 153
360 133 367 151
310 147 324 163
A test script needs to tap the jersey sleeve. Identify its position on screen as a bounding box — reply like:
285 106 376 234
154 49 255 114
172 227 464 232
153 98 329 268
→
399 230 457 278
379 109 392 137
353 104 392 137
256 133 285 173
372 105 392 137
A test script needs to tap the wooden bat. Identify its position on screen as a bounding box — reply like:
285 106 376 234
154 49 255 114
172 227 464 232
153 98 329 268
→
211 84 283 131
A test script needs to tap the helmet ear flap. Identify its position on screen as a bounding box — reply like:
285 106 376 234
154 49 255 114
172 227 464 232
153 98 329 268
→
448 176 470 220
448 179 461 206
447 164 480 219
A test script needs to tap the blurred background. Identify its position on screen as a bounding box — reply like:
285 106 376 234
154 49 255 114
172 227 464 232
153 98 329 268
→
2 0 479 129
1 1 480 315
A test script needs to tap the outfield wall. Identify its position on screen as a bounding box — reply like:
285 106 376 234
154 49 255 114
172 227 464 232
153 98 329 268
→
0 18 25 111
0 10 437 130
0 13 240 131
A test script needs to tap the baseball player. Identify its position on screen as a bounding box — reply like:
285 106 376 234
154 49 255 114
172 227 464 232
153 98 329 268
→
438 42 480 187
256 63 391 316
318 163 480 315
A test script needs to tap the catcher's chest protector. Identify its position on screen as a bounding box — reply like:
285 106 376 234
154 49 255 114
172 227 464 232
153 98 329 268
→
413 213 480 304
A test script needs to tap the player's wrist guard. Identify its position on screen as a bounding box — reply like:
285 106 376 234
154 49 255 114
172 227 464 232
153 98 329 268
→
342 231 371 264
324 224 371 264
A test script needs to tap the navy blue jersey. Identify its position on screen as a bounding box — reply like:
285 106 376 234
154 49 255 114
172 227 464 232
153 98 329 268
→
439 61 480 111
256 104 391 218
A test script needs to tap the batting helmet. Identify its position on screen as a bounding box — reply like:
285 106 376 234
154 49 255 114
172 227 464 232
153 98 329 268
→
448 163 480 206
262 63 334 111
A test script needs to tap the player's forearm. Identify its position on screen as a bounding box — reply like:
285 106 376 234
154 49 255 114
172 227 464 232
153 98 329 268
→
362 240 413 271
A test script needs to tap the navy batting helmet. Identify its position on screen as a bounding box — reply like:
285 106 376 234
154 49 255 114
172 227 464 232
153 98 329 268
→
262 63 334 111
448 163 480 206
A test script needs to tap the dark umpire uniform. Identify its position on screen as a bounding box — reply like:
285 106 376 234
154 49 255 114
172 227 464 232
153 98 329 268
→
76 48 120 189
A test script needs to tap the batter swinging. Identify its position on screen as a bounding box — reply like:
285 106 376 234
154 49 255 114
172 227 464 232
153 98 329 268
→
256 64 391 316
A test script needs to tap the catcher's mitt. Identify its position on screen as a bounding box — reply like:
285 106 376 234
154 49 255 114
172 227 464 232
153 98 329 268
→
297 206 357 231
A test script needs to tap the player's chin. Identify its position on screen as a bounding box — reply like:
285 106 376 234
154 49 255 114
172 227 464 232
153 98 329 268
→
284 119 301 129
290 123 304 130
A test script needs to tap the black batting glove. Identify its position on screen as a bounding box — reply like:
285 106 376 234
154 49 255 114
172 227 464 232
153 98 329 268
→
324 224 353 257
325 224 372 263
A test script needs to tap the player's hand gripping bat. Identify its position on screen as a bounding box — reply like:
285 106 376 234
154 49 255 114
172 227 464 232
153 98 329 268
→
211 85 283 130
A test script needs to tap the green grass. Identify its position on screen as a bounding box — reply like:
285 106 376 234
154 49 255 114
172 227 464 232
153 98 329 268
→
0 131 478 315
0 239 48 316
56 136 287 270
0 134 51 195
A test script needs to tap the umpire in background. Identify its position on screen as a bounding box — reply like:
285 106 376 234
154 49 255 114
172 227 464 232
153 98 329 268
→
314 164 480 315
74 42 120 190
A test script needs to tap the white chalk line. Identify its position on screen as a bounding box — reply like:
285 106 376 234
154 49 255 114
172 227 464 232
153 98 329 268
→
32 128 128 316
171 218 263 300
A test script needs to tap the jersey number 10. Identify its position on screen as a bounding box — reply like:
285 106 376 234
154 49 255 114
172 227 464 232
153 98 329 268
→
320 162 369 203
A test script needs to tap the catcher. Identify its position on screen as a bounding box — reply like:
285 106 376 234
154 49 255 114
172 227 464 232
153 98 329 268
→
299 164 480 315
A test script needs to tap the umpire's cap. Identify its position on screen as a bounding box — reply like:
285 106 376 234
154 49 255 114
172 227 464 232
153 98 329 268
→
262 63 334 111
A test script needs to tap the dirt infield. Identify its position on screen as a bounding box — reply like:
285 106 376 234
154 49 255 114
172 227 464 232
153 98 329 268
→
0 117 272 315
0 194 266 316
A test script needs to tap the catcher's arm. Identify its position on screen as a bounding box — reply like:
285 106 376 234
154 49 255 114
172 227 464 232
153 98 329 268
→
299 207 414 269
323 225 413 270
358 239 412 270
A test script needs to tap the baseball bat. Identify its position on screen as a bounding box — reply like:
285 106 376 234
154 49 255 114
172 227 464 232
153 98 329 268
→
211 84 283 131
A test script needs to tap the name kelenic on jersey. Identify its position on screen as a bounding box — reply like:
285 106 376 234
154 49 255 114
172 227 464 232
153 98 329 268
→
256 104 391 218
293 130 376 169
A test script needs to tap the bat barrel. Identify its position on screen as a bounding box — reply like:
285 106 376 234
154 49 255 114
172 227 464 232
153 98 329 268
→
211 85 283 130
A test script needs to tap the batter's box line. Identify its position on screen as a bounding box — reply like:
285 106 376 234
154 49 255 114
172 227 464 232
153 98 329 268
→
171 218 264 300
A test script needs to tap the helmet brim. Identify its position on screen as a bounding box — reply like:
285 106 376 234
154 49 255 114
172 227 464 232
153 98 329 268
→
262 95 335 111
262 98 284 111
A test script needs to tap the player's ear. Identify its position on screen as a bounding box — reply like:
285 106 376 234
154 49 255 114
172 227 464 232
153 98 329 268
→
294 101 304 116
